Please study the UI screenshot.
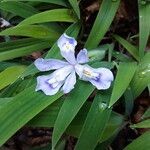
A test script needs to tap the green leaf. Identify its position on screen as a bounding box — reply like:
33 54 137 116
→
0 1 38 18
0 66 26 90
52 81 95 148
0 25 60 39
28 100 123 144
130 119 150 128
143 107 150 118
138 1 150 58
99 112 124 143
0 38 42 52
124 87 134 116
3 0 68 6
113 35 139 61
68 0 80 19
75 91 112 150
0 78 34 98
19 9 76 26
123 131 150 150
131 52 150 98
109 62 137 107
0 84 63 146
28 99 64 128
0 41 51 61
85 0 120 49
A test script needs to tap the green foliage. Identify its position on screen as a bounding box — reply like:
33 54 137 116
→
138 0 150 58
130 119 150 128
52 81 95 148
109 62 137 107
124 131 150 150
19 9 77 25
0 0 149 149
85 0 120 49
75 91 112 150
0 65 26 90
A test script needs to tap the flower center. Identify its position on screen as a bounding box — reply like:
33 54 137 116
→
63 41 73 52
83 69 99 80
83 70 92 77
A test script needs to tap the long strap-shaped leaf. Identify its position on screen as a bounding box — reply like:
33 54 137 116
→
85 0 120 49
0 1 38 18
52 81 95 148
0 38 42 52
0 84 63 146
0 66 26 90
109 62 137 107
130 119 150 128
138 1 150 58
123 131 150 150
75 91 112 150
68 0 80 19
0 41 51 61
28 100 123 144
131 52 150 99
19 9 77 26
113 35 139 61
3 0 68 7
0 25 60 39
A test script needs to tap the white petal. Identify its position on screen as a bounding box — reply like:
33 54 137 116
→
77 49 89 64
57 33 77 64
62 71 76 94
34 58 69 71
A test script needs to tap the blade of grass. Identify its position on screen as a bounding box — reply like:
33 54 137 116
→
0 25 60 39
52 81 95 148
0 1 38 18
130 119 150 128
0 66 26 90
0 84 63 146
19 9 77 26
75 91 112 150
0 41 51 61
68 0 80 19
131 52 150 98
123 131 150 150
85 0 120 49
113 35 139 61
138 1 150 58
109 62 137 107
3 0 68 6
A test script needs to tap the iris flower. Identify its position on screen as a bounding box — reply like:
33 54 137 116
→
34 34 114 95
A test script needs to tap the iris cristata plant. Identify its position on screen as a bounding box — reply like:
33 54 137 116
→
34 34 114 95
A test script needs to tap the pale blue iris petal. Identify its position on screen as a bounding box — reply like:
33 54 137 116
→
95 68 114 82
34 58 69 71
90 79 112 90
57 33 77 52
57 33 77 64
35 65 73 95
77 49 89 64
74 64 84 78
35 75 63 96
53 65 73 81
76 65 113 90
89 68 113 90
62 71 76 94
